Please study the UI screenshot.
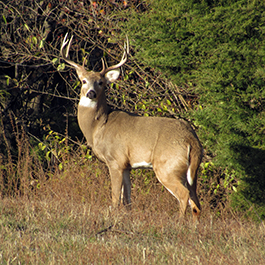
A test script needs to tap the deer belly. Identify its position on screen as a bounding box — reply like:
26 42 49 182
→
131 161 153 169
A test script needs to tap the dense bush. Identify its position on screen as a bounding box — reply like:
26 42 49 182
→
122 0 265 218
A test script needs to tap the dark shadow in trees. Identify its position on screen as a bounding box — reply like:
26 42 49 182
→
232 145 265 207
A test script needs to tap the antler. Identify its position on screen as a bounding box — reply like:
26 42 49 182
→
60 33 84 70
100 35 129 76
61 33 129 73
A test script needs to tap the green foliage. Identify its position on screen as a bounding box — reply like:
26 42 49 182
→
37 130 71 171
123 0 265 217
35 128 94 174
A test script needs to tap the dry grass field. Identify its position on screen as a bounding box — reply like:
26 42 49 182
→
0 144 264 265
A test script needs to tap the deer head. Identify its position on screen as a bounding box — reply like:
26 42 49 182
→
60 33 128 107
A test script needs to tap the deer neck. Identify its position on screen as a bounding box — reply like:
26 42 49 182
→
77 93 110 147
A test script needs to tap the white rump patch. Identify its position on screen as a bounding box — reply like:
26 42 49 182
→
132 161 153 169
187 167 193 186
79 96 97 108
186 144 193 186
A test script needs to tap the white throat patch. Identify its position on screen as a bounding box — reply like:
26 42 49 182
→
79 96 97 108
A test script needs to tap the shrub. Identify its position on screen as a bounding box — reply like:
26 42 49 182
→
122 0 265 219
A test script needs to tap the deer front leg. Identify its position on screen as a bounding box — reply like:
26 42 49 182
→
108 166 124 207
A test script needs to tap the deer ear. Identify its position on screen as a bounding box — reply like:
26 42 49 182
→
105 69 120 83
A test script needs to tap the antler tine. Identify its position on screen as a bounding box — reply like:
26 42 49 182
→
60 33 70 58
101 58 106 74
125 34 129 57
60 33 83 69
100 36 129 76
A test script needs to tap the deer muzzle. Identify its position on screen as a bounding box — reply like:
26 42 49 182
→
86 90 96 99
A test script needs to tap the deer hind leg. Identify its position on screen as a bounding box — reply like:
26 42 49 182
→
187 184 201 222
121 169 131 208
154 169 190 219
187 163 201 222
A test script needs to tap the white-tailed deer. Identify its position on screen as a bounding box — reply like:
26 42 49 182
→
60 33 203 222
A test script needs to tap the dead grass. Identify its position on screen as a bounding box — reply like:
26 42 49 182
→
0 150 265 265
1 197 265 264
0 129 264 264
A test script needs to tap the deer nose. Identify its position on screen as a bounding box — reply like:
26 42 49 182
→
86 90 96 99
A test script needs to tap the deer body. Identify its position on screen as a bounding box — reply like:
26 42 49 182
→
61 34 203 222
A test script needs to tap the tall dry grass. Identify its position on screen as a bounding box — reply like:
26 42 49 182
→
0 127 265 264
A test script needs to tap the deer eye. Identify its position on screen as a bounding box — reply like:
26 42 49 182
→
98 80 103 86
82 80 87 84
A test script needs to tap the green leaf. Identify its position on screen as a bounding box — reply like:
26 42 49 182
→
74 80 81 90
166 100 171 106
39 39 45 49
46 151 51 161
52 58 59 64
57 63 65 71
59 163 63 171
5 75 10 86
3 15 7 24
38 142 46 151
24 24 30 31
32 36 37 45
